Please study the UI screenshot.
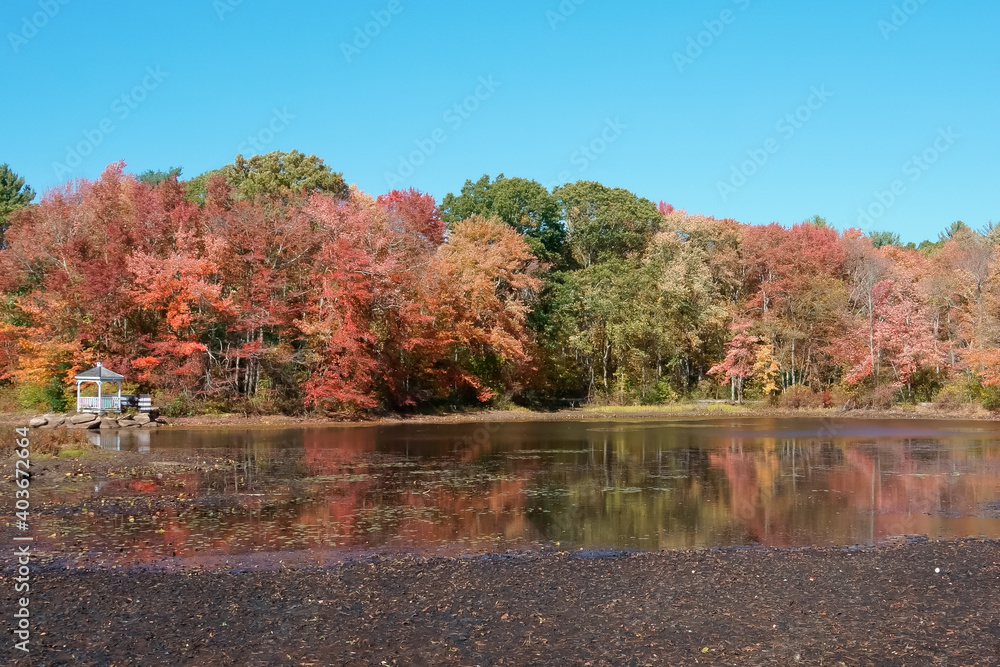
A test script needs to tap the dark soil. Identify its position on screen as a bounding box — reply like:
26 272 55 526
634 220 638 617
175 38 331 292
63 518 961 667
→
4 539 1000 665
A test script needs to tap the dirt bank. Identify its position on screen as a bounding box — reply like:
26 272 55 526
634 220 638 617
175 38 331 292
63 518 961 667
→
3 539 998 665
161 405 999 430
4 402 994 432
0 402 998 429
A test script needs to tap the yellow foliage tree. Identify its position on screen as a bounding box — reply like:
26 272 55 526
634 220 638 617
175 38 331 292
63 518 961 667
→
754 342 781 397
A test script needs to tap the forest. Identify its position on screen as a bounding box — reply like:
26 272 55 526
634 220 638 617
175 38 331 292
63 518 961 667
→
0 152 998 415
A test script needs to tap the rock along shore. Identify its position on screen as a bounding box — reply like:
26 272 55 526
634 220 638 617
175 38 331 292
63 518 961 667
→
26 410 166 430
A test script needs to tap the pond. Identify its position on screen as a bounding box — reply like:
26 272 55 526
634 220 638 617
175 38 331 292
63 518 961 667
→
36 418 1000 565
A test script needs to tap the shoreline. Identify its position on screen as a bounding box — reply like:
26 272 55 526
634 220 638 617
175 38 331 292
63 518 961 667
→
4 533 986 575
5 403 998 431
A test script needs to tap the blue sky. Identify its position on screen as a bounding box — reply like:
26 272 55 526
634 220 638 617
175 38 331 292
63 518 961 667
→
3 0 997 242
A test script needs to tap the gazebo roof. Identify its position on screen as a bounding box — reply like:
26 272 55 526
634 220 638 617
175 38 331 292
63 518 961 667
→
74 362 125 382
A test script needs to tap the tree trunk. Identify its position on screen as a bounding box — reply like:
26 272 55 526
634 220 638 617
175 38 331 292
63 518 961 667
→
602 339 610 393
255 327 263 396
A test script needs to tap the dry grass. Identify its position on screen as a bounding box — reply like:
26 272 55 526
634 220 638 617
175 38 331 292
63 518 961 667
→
583 402 751 415
3 427 97 458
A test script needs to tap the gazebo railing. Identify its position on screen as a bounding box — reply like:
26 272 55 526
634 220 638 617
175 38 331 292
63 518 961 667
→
78 396 121 413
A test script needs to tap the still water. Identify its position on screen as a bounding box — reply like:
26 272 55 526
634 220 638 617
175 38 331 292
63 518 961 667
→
45 418 1000 564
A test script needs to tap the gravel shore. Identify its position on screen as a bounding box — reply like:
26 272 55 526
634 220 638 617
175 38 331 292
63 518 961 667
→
5 539 999 665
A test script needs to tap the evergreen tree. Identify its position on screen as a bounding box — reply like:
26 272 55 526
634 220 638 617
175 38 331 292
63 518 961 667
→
0 163 35 247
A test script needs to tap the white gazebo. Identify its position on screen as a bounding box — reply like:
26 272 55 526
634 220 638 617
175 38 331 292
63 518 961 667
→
75 362 126 413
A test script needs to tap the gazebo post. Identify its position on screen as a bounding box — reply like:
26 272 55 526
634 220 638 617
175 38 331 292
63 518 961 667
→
97 378 102 414
116 382 121 413
76 380 81 413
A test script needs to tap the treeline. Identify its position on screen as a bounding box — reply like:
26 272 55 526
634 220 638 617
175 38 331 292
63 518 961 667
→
1 153 998 414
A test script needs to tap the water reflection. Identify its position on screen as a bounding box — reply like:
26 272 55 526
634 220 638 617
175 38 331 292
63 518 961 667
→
33 419 1000 564
87 430 150 452
87 431 120 451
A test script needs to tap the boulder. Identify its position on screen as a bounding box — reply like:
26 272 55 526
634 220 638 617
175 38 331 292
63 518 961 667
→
134 413 152 425
99 418 118 430
43 415 67 428
69 413 98 425
140 421 160 428
28 417 48 428
84 420 101 430
117 418 137 428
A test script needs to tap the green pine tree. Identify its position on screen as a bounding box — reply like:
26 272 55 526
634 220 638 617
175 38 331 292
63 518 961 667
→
0 163 35 247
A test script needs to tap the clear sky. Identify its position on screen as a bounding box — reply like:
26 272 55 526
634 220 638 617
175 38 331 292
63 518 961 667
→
3 0 997 242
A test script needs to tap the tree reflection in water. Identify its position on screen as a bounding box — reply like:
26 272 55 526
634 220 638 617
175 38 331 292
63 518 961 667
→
35 420 1000 565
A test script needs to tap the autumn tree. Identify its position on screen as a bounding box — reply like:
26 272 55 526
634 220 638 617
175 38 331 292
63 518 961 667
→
206 186 320 402
294 190 448 411
737 221 848 390
377 188 445 247
834 233 943 395
295 195 385 411
422 216 541 402
709 333 758 403
126 226 231 389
